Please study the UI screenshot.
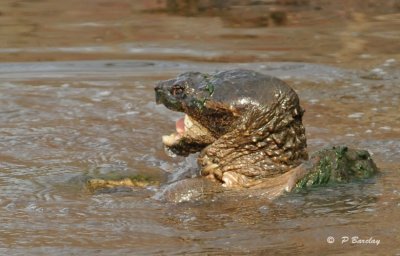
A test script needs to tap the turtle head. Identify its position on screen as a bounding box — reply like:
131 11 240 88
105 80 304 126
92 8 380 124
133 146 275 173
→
155 72 215 113
155 72 227 156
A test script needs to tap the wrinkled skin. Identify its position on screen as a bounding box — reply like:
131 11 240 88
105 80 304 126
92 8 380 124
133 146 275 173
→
155 69 378 190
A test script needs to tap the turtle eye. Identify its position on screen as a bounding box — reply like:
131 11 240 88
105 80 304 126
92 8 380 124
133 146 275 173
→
171 84 185 96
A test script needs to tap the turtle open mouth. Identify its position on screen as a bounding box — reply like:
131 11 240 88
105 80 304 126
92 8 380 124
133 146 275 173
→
162 114 193 147
161 114 216 156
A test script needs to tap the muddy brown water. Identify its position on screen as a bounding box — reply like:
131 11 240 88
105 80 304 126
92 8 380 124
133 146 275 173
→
0 1 399 255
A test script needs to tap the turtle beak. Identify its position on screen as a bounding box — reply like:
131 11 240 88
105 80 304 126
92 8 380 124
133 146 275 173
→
154 84 184 112
154 85 163 105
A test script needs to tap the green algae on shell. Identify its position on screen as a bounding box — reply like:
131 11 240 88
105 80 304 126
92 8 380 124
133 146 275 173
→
295 146 378 190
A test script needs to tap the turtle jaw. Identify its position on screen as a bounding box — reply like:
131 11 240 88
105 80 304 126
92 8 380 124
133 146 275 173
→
161 114 216 157
162 114 191 147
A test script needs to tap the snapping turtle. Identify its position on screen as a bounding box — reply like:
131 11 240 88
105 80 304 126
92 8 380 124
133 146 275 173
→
155 69 378 192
